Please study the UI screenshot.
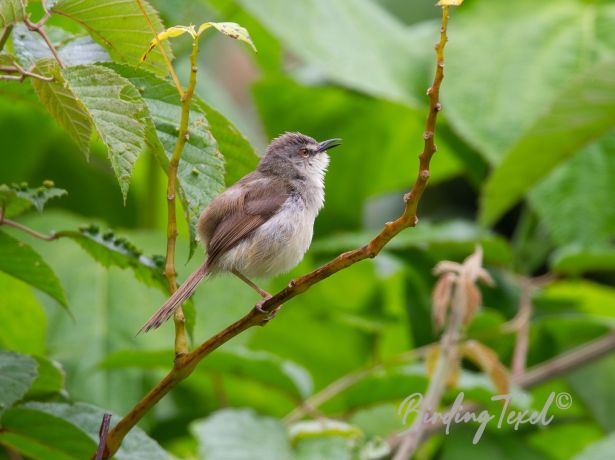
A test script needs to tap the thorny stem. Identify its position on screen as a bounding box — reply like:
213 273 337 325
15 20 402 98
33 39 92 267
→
164 40 199 359
100 5 452 458
134 0 184 98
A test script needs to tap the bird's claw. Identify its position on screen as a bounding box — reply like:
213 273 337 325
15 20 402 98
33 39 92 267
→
254 297 281 324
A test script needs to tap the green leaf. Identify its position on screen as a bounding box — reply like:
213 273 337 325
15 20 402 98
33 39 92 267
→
25 356 66 401
551 244 615 275
0 231 67 307
481 60 615 225
0 272 46 355
289 419 361 443
574 432 615 460
62 64 149 200
238 0 431 106
294 438 354 460
51 0 173 75
528 134 615 246
14 402 169 460
0 0 25 28
59 224 166 291
445 0 615 163
104 63 227 251
190 409 293 460
12 24 110 67
0 352 37 416
568 355 615 432
527 422 603 460
0 181 67 217
538 280 615 325
30 59 93 155
100 346 313 399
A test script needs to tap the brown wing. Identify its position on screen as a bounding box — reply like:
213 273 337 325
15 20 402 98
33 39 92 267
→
205 176 290 266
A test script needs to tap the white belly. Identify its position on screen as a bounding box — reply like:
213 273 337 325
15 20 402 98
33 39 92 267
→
216 199 316 278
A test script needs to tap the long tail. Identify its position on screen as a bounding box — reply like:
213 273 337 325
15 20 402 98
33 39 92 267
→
138 262 210 334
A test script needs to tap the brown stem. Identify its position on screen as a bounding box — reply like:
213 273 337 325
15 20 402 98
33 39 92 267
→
510 278 532 378
0 62 55 82
100 5 452 457
134 0 184 98
24 2 64 69
94 414 112 460
0 218 59 241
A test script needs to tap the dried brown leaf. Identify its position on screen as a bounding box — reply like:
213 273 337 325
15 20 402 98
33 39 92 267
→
432 272 455 330
461 340 509 394
462 275 482 325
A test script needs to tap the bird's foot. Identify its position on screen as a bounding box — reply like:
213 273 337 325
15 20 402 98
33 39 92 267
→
254 297 282 325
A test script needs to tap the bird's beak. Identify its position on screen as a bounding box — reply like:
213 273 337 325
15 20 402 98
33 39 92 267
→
317 138 342 153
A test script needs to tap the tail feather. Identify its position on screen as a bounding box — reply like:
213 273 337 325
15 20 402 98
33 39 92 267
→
138 262 209 334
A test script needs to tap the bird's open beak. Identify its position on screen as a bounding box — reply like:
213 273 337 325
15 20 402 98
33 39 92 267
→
317 138 342 153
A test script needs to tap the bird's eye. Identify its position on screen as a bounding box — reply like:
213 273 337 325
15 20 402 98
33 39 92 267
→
300 148 309 158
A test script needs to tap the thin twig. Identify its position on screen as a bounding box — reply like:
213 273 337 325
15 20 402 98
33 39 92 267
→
134 0 184 98
285 345 432 424
0 218 59 241
510 278 532 378
95 414 112 460
99 4 452 456
23 1 64 68
0 62 55 82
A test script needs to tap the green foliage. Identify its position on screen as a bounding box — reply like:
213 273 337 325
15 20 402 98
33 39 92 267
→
0 0 25 29
0 181 67 217
0 231 67 307
2 0 615 458
51 0 172 75
62 64 150 201
0 352 37 416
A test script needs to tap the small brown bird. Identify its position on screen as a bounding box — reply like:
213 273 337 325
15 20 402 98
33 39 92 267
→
139 132 341 333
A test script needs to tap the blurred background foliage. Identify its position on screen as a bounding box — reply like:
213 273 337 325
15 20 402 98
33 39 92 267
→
1 0 615 459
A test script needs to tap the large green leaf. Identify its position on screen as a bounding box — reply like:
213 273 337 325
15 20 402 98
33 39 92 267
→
0 352 37 416
528 134 615 246
103 63 227 252
25 356 66 401
0 230 67 307
0 181 67 218
62 64 149 200
59 224 166 291
0 272 46 355
239 0 432 106
0 0 25 28
30 59 93 154
445 0 615 164
99 345 313 399
12 24 111 67
480 60 615 226
51 0 172 75
551 244 615 275
0 402 169 460
191 409 292 460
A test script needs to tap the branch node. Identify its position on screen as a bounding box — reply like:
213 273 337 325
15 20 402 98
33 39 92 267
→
434 103 442 112
420 169 430 180
423 131 434 140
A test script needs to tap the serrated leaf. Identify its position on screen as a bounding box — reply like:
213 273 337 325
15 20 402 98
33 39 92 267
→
104 63 226 253
51 0 172 75
481 60 615 225
58 225 166 291
30 59 93 154
0 182 67 217
197 22 256 52
0 352 38 416
0 230 68 307
12 24 110 67
0 0 25 28
62 64 149 200
0 272 46 355
191 409 292 460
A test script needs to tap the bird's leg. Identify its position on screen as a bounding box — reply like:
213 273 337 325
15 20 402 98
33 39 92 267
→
232 270 281 320
232 270 270 298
